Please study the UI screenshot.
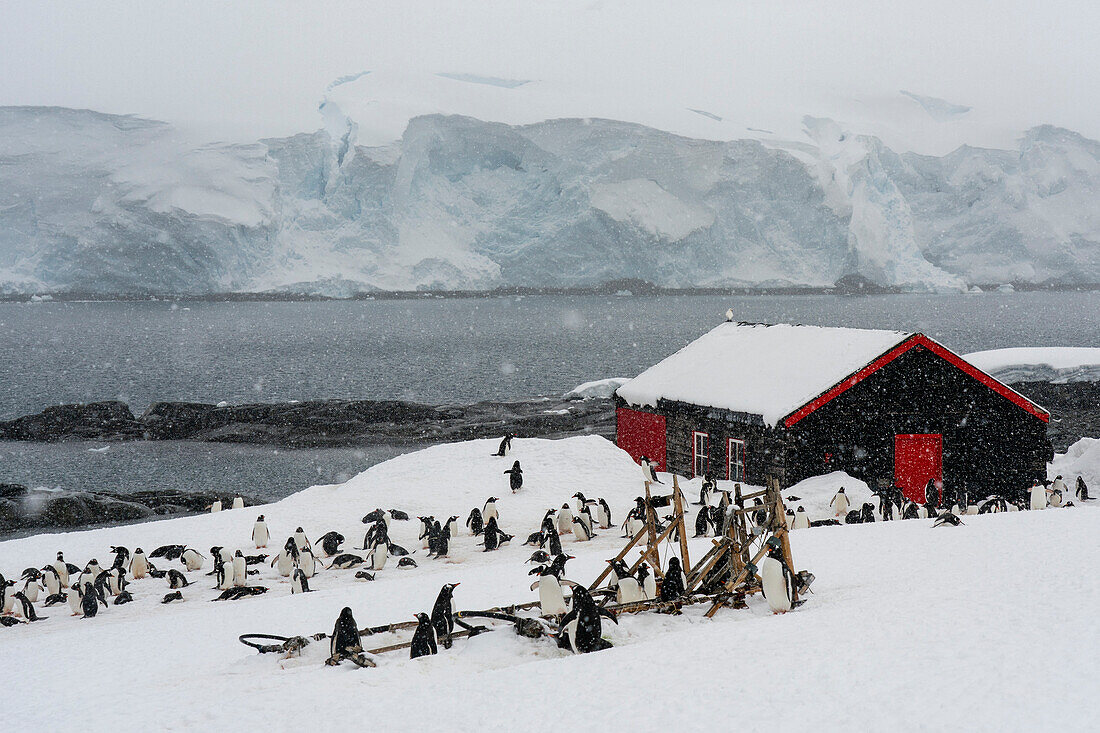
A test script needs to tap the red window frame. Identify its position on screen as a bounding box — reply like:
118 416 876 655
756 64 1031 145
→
728 438 746 481
692 431 709 478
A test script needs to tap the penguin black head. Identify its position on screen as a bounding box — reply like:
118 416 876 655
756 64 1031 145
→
414 612 431 624
257 515 265 521
529 565 547 576
296 526 304 533
235 550 243 557
667 556 683 572
438 582 460 596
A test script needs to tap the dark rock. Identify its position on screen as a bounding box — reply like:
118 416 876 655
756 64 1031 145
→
0 401 141 441
0 483 28 498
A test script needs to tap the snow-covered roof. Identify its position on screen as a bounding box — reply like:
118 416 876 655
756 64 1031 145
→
615 322 912 426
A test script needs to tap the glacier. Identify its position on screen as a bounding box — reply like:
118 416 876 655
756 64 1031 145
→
1 106 1099 295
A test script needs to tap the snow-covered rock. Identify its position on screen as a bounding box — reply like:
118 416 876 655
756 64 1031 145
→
783 470 873 519
3 107 1100 294
563 378 629 400
964 347 1100 383
1048 437 1100 489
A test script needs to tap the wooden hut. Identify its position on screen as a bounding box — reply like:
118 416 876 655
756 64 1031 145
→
614 322 1052 502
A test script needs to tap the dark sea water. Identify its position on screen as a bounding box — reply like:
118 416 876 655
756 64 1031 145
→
1 292 1097 506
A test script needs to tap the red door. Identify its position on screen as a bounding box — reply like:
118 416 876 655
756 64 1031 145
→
616 408 667 471
894 434 942 503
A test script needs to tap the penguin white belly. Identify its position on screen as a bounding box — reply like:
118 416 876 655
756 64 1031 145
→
371 545 388 571
131 556 148 578
232 558 247 587
54 562 69 587
966 505 979 515
597 506 609 528
183 553 203 572
23 581 39 603
446 520 458 538
211 501 222 512
1050 492 1063 508
616 578 642 604
628 518 643 538
253 524 269 548
643 574 657 600
219 563 234 590
791 513 810 530
557 511 573 534
1030 486 1047 510
538 576 567 615
760 557 793 613
3 593 16 614
832 496 849 515
44 574 60 595
562 619 580 653
300 552 316 577
107 571 121 595
484 506 498 522
67 591 82 614
232 496 244 509
276 552 294 577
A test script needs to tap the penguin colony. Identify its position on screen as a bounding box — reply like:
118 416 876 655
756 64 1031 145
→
6 434 1070 668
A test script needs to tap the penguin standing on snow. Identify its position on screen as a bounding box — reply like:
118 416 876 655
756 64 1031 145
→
365 539 389 571
557 586 617 654
493 433 514 457
41 566 61 596
608 560 643 604
790 506 810 530
232 550 247 587
637 562 657 600
209 499 222 513
694 505 711 537
166 569 190 589
292 527 311 552
481 517 513 552
330 607 361 660
639 456 663 484
410 613 438 659
830 488 850 517
19 570 42 603
758 541 796 614
80 582 100 618
482 497 500 523
504 461 523 493
1077 476 1092 502
232 495 245 510
291 568 311 594
419 517 434 549
444 515 459 538
597 498 613 529
271 538 299 577
129 549 149 579
1029 481 1047 510
180 548 205 572
253 516 269 548
299 546 317 578
660 557 686 601
466 508 484 536
529 555 572 615
430 583 461 649
556 504 574 535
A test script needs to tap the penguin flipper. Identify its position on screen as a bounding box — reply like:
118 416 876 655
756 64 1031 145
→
598 607 618 624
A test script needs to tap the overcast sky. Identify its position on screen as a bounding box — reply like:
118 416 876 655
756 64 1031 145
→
2 0 1098 149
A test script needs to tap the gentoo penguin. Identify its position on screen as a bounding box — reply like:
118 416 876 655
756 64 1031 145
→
557 586 617 654
419 517 434 549
0 574 11 614
527 550 552 565
466 508 484 536
577 505 595 535
694 506 711 537
291 568 311 594
430 522 450 558
529 555 572 615
232 551 247 587
696 476 715 506
481 517 513 552
830 488 850 517
327 553 365 570
85 559 103 579
13 592 45 622
790 506 810 530
660 557 686 601
608 560 643 604
209 499 222 513
493 433 514 457
19 574 41 604
180 548 205 572
504 462 523 492
41 566 61 596
1029 481 1047 510
556 504 574 535
80 582 99 618
1049 487 1064 508
1051 475 1067 496
365 541 388 571
483 497 500 522
623 508 645 539
759 542 795 614
545 525 563 556
1076 476 1091 501
216 560 234 591
67 587 83 615
149 545 186 561
114 590 134 605
410 613 438 659
232 495 245 510
299 546 317 578
596 498 612 529
902 502 920 520
271 538 299 577
330 607 362 661
129 549 149 579
42 592 67 607
292 527 311 552
430 583 461 649
110 546 130 570
252 516 269 549
639 455 663 484
933 511 963 527
161 591 184 604
361 508 386 525
54 552 77 586
318 531 344 557
444 516 459 538
859 503 876 523
572 516 595 542
637 562 657 600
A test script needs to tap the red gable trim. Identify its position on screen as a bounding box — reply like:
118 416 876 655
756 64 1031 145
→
782 334 1049 428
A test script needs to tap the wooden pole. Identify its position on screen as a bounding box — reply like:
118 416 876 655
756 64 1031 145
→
588 526 648 590
673 475 691 572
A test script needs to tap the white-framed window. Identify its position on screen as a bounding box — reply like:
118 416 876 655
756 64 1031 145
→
728 438 746 482
692 431 709 478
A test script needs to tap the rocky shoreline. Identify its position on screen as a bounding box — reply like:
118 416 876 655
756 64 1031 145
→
0 395 616 448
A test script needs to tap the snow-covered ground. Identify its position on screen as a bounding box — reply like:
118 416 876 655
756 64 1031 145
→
965 347 1100 383
2 436 1097 731
563 377 629 400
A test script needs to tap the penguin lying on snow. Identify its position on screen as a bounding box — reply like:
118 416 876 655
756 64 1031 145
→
162 591 184 604
149 545 186 561
213 586 268 601
397 557 418 569
388 509 410 521
328 554 365 570
354 571 375 582
557 586 617 653
933 512 964 527
317 531 344 557
166 569 190 589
